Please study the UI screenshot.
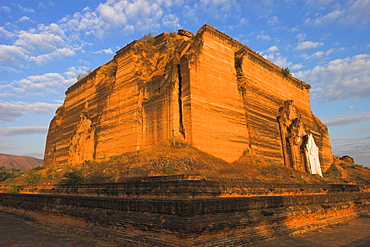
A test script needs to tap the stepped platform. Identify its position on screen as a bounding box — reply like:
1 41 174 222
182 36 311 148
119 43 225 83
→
1 175 370 246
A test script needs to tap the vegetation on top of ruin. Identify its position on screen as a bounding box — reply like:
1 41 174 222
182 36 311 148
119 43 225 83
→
75 60 116 83
76 70 92 81
101 60 117 77
282 67 291 77
139 32 155 43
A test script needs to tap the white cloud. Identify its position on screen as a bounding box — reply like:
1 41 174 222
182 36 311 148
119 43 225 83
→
97 2 128 26
60 10 100 37
0 27 15 39
295 54 370 101
324 113 370 126
123 25 135 34
95 0 164 32
265 45 279 53
29 47 76 65
38 23 66 36
0 101 60 122
16 72 76 93
162 14 178 29
301 47 346 60
181 5 198 24
257 33 271 41
357 127 370 133
0 44 29 68
306 0 370 28
194 0 240 19
312 51 324 58
237 17 248 27
57 0 169 39
18 16 31 22
0 126 48 136
38 2 47 9
342 0 370 27
0 6 11 12
292 63 303 70
295 33 306 42
296 41 324 50
2 0 227 71
19 6 34 13
64 66 90 78
2 66 88 98
290 27 299 32
311 10 344 26
15 31 66 53
92 48 114 55
263 53 291 68
1 22 78 69
331 136 370 167
267 16 279 25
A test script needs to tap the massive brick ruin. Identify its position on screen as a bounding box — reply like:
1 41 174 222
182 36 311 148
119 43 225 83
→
44 25 332 173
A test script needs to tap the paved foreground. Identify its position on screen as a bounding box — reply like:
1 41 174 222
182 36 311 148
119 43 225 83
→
0 213 117 247
1 212 370 246
249 217 370 247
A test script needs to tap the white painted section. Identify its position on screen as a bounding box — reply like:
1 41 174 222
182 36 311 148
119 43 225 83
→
306 134 323 176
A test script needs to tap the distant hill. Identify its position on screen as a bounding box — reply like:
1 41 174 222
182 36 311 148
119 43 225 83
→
0 153 43 171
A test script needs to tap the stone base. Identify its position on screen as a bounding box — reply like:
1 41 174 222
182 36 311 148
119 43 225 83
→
1 191 369 246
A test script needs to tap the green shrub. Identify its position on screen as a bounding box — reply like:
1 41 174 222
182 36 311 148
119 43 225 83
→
282 67 291 77
76 70 92 81
101 61 117 77
0 166 22 182
85 172 113 183
8 185 23 193
139 32 154 43
166 163 175 175
23 172 42 185
62 171 85 184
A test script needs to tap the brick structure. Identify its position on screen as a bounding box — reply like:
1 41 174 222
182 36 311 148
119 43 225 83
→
44 25 332 173
1 191 369 246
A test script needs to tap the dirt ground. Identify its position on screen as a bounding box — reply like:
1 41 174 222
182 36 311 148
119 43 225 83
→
248 217 370 247
1 212 370 247
0 212 117 247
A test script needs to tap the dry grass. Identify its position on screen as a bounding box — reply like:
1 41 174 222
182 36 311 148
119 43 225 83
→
5 141 369 187
25 140 331 185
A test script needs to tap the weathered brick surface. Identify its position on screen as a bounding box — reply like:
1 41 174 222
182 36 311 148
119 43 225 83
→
19 176 369 197
1 192 369 246
43 24 332 173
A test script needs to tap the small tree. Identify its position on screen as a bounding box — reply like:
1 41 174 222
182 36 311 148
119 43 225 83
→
76 70 92 81
282 67 291 77
8 185 23 193
139 32 154 43
62 170 85 184
23 172 41 186
0 166 22 182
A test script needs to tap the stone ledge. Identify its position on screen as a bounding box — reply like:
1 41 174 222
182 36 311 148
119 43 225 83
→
17 177 370 197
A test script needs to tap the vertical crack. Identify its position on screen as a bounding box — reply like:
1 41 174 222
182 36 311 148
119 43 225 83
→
177 64 185 138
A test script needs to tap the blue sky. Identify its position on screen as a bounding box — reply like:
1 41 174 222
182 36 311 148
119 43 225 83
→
0 0 369 167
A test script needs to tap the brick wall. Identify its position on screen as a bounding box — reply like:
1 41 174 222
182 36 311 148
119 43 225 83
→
19 176 370 197
1 192 369 246
43 25 333 173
